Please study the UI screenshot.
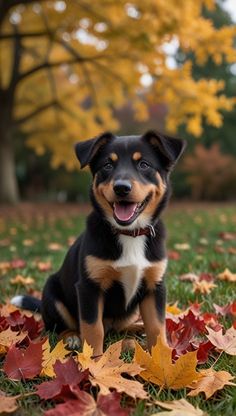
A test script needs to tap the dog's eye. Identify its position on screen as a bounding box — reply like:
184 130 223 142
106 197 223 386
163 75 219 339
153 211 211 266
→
138 160 150 170
103 162 113 171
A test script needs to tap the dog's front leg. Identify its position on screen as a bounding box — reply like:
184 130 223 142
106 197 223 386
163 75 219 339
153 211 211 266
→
140 280 166 351
76 281 104 358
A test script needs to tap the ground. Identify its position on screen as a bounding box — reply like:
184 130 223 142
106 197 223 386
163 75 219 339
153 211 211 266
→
0 202 235 415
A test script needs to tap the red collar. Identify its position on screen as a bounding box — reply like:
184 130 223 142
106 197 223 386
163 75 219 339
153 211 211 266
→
114 225 156 238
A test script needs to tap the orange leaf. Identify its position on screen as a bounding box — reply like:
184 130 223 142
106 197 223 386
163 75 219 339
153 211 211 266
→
0 328 27 355
134 337 200 390
192 281 216 294
217 268 236 282
10 275 35 287
0 391 18 414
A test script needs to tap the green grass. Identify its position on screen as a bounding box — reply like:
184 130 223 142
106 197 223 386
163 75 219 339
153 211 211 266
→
0 203 236 415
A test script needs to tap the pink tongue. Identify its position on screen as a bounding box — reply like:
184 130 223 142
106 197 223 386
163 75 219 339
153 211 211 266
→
114 203 137 221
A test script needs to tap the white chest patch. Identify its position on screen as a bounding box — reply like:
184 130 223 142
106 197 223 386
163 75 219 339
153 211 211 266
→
113 235 151 307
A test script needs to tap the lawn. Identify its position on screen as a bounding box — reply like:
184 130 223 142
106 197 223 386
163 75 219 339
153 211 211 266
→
0 203 235 415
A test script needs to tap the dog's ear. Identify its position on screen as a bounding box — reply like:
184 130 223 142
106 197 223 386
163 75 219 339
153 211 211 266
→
75 132 113 168
144 130 186 170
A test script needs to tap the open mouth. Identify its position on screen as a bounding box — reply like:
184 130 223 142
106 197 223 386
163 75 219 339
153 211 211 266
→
112 193 151 225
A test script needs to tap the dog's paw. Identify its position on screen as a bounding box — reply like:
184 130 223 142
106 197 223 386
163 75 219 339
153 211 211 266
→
60 331 81 350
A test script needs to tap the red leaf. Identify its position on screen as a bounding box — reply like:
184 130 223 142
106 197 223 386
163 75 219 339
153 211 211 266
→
44 388 130 416
36 358 89 400
199 273 214 282
214 302 236 317
3 340 43 380
11 259 27 269
168 250 181 260
196 340 214 364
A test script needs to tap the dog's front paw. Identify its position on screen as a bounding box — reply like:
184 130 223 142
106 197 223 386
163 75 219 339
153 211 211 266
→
60 330 81 350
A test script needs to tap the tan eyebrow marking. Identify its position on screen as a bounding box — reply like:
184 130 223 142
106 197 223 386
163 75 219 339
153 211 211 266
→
133 151 142 161
110 152 118 161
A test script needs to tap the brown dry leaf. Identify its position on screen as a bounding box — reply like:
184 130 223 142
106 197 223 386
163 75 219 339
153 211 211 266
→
217 268 236 282
48 242 63 251
0 391 18 414
179 273 199 282
0 302 18 317
0 328 27 355
77 340 147 399
23 239 34 247
188 368 235 399
134 337 200 390
152 398 207 415
37 261 52 272
41 339 69 377
0 261 11 274
206 326 236 355
192 281 216 294
10 275 35 287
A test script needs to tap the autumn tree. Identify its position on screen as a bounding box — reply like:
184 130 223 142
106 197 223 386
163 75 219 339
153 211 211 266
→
0 0 235 203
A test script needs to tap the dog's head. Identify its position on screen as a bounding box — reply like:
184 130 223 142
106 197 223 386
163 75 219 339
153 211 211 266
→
75 131 186 229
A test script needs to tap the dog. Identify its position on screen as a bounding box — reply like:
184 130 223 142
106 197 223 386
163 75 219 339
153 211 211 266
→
11 130 186 358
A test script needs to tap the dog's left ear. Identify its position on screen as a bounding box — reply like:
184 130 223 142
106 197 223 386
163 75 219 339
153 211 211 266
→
75 132 113 168
144 130 186 170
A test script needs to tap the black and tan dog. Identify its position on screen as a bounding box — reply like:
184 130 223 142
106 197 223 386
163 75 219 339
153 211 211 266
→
11 131 185 357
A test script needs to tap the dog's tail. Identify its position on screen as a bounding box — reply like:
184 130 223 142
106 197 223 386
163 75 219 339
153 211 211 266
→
11 295 41 313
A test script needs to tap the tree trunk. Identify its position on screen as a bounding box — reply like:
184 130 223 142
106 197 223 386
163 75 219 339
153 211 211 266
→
0 129 19 204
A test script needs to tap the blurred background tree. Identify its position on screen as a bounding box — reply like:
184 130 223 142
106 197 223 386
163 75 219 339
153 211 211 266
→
0 0 235 203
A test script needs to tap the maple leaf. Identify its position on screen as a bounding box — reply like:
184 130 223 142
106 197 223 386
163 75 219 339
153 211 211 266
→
134 337 200 390
77 340 147 399
214 302 236 317
3 340 44 380
174 243 191 250
37 261 52 272
0 327 27 355
153 398 207 415
166 303 183 315
217 268 236 282
188 368 236 399
206 326 236 355
36 358 89 400
168 250 181 260
44 388 130 416
10 275 35 287
192 280 216 295
0 391 18 414
41 339 69 377
48 242 63 251
179 273 199 282
11 259 27 269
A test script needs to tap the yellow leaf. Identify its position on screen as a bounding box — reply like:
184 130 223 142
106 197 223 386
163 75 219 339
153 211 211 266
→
166 302 183 315
41 339 69 377
134 337 200 389
0 328 27 355
192 281 217 295
188 368 236 399
10 275 35 287
77 340 147 399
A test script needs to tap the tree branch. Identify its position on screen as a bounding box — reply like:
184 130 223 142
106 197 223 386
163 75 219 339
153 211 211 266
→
0 31 50 40
15 100 59 125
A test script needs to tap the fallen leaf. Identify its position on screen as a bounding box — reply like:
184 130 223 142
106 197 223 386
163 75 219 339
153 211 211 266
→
134 337 200 389
77 340 147 399
36 358 88 400
152 398 207 415
168 250 181 260
11 259 27 269
4 340 44 380
0 327 27 355
41 339 69 377
23 239 34 247
174 243 191 251
206 326 236 355
218 268 236 282
179 273 199 282
44 388 130 416
48 242 63 251
219 231 236 241
192 281 216 295
10 275 35 286
0 391 19 414
188 368 235 399
228 247 236 255
166 303 183 315
37 261 52 272
214 302 236 317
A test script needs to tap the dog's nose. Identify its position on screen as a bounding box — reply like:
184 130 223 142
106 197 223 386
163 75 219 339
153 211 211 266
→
113 179 132 197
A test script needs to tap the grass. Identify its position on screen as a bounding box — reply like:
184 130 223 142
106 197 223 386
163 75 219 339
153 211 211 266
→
0 202 235 415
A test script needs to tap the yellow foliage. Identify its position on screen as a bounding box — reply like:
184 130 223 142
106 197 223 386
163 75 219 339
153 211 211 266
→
0 0 235 168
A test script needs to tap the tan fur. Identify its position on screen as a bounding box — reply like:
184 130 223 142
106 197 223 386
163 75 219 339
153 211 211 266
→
144 258 167 290
110 152 118 161
55 301 77 330
85 255 120 290
80 297 104 357
132 151 142 161
140 295 166 350
92 176 114 218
